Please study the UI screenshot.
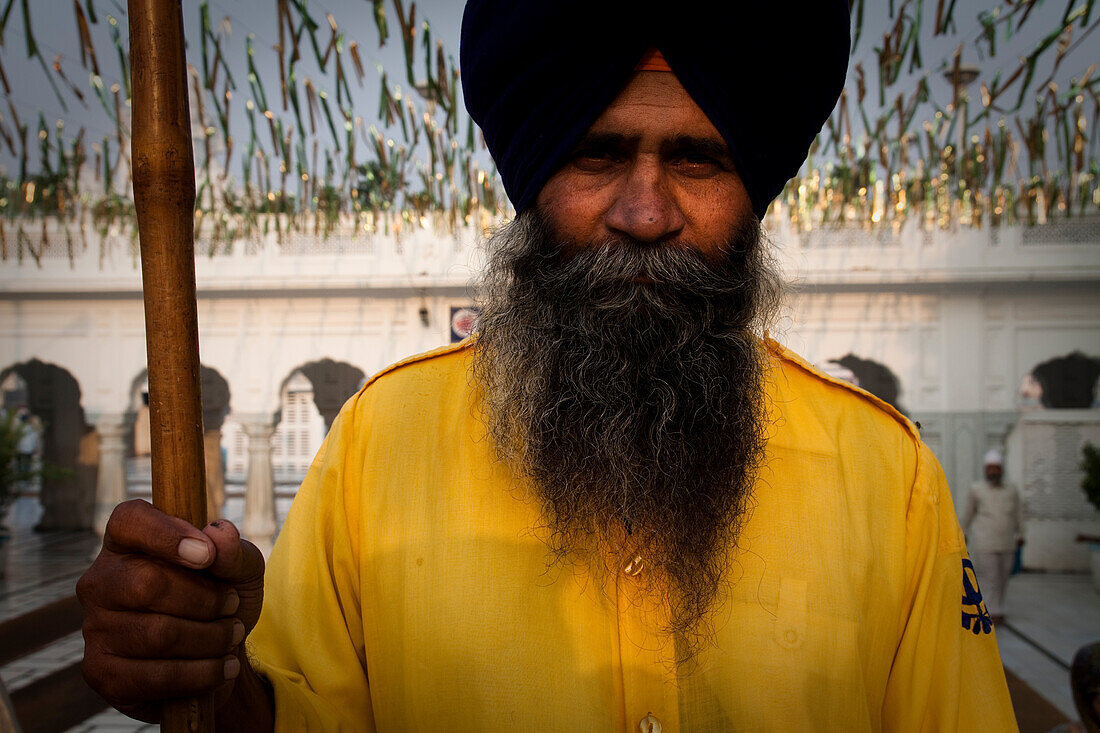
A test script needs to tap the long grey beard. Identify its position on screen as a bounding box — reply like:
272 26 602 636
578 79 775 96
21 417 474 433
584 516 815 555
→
472 210 781 655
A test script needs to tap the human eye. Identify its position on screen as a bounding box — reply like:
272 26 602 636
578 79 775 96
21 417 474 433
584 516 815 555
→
673 152 728 178
570 140 625 172
679 152 720 171
668 139 733 177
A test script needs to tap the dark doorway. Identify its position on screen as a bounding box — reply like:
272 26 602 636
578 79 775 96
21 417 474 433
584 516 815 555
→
292 359 366 429
0 360 93 531
1030 352 1100 409
830 354 906 415
129 365 231 519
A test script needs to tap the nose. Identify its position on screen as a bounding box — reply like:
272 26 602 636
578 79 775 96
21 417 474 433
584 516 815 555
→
603 161 685 243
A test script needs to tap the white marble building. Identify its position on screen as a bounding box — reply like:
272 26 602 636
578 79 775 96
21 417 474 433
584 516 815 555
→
1 214 1098 566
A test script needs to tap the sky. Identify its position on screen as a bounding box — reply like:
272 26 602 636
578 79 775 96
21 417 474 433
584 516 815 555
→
0 0 1095 185
0 0 466 180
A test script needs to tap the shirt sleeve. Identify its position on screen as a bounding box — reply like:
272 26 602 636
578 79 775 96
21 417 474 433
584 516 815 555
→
246 398 377 732
881 442 1018 732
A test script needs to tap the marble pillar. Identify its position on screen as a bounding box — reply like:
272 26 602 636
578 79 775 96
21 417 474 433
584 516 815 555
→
240 415 277 558
92 414 130 541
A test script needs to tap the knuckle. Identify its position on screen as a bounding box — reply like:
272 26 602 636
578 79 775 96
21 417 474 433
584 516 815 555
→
98 677 126 704
206 589 228 619
85 612 135 660
81 651 117 700
218 618 237 649
123 559 169 608
198 659 227 690
81 614 104 644
142 660 221 698
75 569 95 602
76 560 113 605
189 619 233 657
80 651 101 686
146 614 182 652
187 578 225 620
104 499 143 537
126 660 167 700
126 670 157 701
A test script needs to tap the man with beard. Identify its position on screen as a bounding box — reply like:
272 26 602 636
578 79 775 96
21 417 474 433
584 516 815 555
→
77 1 1018 730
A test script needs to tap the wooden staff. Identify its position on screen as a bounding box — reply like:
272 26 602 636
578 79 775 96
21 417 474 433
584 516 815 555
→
128 1 212 730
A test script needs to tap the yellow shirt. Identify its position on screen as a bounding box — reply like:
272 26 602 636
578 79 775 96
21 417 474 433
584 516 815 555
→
249 339 1017 732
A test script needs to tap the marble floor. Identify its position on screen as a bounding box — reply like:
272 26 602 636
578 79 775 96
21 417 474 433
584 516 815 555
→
998 572 1100 719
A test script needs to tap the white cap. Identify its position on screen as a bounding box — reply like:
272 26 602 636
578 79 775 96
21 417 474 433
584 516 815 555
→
983 449 1004 466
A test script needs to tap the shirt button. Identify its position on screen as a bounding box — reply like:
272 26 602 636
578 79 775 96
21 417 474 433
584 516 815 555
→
622 554 645 577
639 713 662 733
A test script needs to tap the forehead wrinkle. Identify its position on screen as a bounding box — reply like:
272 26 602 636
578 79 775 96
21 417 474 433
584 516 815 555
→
607 73 705 112
588 102 724 146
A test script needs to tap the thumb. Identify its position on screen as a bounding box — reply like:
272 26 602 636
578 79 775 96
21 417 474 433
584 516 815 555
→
202 519 265 584
202 519 265 631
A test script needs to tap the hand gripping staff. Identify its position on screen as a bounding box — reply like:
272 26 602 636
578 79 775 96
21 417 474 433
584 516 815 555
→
128 1 213 730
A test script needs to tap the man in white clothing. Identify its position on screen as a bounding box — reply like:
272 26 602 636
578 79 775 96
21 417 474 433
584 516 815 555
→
962 449 1025 624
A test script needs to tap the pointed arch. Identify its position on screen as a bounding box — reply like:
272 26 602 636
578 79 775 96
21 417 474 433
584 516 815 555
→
1028 351 1100 409
828 353 906 415
284 358 367 429
0 359 93 530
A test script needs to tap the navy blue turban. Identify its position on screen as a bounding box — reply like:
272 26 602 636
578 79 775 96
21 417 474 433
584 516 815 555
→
460 1 851 219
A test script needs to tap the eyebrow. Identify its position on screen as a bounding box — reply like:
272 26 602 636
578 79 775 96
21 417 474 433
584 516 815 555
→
572 132 733 161
663 135 733 162
572 132 633 152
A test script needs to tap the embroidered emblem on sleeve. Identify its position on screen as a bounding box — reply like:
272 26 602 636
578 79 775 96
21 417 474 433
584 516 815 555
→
961 558 993 635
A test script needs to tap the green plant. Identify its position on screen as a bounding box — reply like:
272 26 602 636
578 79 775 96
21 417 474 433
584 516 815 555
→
1082 442 1100 513
0 410 36 518
0 410 73 530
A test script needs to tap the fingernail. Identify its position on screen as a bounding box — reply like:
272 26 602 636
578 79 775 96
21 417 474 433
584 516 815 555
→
177 538 211 566
221 589 240 616
224 656 240 679
231 619 246 646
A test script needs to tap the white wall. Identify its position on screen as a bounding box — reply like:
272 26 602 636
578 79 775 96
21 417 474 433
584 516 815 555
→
1007 412 1100 571
2 216 1098 565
